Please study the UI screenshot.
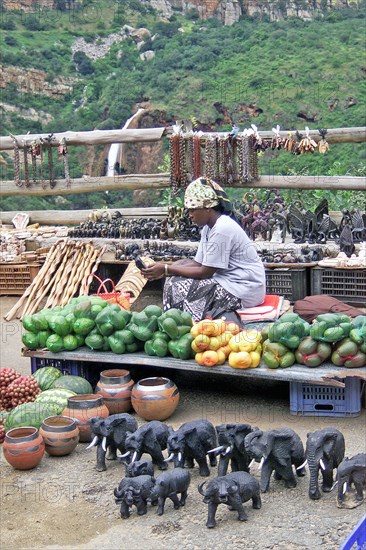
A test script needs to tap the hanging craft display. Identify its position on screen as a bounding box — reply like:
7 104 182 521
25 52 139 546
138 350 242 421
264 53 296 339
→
11 136 22 188
298 126 318 154
30 140 40 186
169 132 187 194
318 129 330 154
44 134 56 188
193 134 202 180
22 141 31 188
58 137 71 187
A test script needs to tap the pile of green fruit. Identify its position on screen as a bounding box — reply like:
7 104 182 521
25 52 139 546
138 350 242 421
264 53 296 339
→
261 313 366 369
21 298 194 360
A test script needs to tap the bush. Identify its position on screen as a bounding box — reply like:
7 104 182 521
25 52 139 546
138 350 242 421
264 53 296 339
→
0 19 16 31
23 16 47 31
4 35 17 46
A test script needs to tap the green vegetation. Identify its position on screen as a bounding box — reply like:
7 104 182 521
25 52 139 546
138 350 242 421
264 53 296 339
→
0 1 365 212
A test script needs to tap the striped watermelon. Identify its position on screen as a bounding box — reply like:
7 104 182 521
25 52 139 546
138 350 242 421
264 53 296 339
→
36 389 76 414
52 375 93 395
5 402 59 431
33 367 63 391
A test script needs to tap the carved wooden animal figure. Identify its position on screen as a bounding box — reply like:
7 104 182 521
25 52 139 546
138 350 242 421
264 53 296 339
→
88 413 138 472
305 428 345 500
244 427 306 492
150 468 191 516
166 420 217 477
337 453 366 507
198 471 261 529
114 475 156 519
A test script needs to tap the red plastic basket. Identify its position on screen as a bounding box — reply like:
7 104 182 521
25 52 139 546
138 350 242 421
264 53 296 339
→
90 275 130 311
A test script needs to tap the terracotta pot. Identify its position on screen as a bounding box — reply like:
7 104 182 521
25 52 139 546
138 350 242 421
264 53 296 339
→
131 377 180 421
3 427 45 470
40 416 79 456
62 395 109 442
95 369 134 414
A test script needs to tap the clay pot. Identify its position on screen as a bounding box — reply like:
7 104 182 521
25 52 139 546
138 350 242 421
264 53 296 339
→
62 395 109 442
3 427 45 470
131 377 180 421
40 416 79 456
95 369 134 414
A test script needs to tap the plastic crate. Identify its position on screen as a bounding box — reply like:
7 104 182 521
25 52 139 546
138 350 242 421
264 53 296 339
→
290 377 363 417
0 262 41 295
340 514 366 550
311 267 366 307
30 357 118 390
265 267 309 303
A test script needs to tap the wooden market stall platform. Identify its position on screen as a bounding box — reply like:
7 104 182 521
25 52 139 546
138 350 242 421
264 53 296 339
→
24 347 366 386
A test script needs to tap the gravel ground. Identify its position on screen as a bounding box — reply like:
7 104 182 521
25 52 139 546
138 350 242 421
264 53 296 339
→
1 295 365 550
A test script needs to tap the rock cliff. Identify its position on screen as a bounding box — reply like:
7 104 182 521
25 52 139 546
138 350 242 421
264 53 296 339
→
3 0 350 23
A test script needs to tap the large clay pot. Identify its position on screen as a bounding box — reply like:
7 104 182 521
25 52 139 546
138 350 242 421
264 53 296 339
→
95 369 134 414
131 377 180 421
40 416 79 456
3 427 45 470
62 395 109 442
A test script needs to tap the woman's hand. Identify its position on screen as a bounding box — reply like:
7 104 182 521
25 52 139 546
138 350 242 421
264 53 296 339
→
141 262 165 281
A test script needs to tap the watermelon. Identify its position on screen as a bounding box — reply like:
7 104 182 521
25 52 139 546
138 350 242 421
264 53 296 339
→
5 402 59 430
52 375 93 395
33 366 63 390
48 315 71 337
22 315 37 333
35 389 76 414
85 334 104 350
38 330 52 348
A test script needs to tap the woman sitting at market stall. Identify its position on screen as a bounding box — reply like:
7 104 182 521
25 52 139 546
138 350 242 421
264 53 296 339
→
141 177 266 322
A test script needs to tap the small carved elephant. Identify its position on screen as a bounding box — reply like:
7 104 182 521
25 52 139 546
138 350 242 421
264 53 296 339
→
125 459 154 478
244 427 306 492
121 421 170 470
88 413 138 471
114 475 156 519
150 467 191 516
337 453 366 507
213 423 255 476
166 420 217 477
198 471 261 529
305 427 345 500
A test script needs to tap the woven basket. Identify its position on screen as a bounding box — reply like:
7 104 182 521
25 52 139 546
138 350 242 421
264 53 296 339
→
91 275 130 310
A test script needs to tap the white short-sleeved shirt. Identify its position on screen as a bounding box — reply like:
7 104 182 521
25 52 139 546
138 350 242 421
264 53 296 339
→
194 215 266 307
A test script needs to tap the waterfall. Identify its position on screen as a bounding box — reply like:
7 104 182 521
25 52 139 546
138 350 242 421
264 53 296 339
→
107 107 145 177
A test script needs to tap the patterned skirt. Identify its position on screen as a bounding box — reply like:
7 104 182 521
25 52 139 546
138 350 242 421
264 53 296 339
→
163 276 242 322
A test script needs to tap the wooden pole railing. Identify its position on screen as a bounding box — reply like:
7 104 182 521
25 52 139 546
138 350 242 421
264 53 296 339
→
0 174 364 196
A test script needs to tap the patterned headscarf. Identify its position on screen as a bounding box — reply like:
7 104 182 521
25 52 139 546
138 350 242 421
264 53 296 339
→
184 177 234 216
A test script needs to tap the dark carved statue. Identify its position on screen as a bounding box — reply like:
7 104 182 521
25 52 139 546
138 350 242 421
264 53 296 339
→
244 427 306 492
305 427 345 500
198 471 261 529
149 468 191 516
121 421 170 470
166 420 218 477
125 459 154 478
211 423 254 476
337 453 366 508
88 413 138 472
114 475 156 519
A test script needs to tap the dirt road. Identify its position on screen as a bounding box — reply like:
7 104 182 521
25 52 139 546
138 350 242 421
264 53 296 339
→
1 296 365 550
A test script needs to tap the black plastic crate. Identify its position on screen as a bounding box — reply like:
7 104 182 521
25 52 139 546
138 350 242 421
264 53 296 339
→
30 358 116 390
265 267 309 303
311 267 366 306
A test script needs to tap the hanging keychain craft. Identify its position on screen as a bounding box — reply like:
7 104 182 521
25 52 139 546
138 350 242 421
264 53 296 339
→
22 140 31 188
271 125 283 150
298 126 318 154
10 135 23 188
58 137 71 187
318 129 330 154
44 133 56 188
